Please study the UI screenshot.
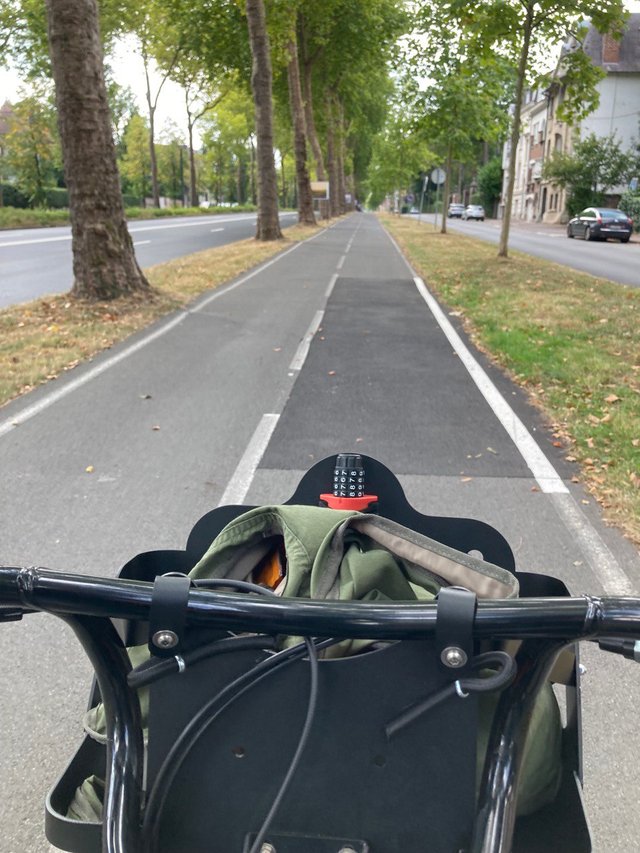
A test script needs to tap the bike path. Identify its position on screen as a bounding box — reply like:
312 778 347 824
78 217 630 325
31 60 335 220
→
0 213 639 852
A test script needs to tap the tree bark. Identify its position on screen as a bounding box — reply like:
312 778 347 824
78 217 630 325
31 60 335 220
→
299 18 326 181
142 51 161 209
286 33 315 225
498 1 534 258
440 142 453 234
246 0 282 240
325 92 341 217
46 0 149 300
187 117 198 207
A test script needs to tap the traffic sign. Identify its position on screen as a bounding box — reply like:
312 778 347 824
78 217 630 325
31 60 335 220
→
431 168 446 185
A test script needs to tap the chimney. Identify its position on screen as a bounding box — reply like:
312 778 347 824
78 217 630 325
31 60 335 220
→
602 34 621 63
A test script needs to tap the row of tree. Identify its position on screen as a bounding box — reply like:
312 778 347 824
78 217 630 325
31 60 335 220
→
2 89 269 208
1 0 406 298
0 0 631 297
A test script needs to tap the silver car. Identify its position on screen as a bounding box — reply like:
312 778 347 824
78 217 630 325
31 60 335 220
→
462 205 485 221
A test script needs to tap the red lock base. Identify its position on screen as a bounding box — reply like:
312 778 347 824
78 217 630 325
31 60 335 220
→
319 493 378 511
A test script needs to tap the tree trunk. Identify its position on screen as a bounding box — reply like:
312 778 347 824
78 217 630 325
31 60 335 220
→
498 2 534 258
188 120 198 207
45 0 149 300
299 19 326 181
286 33 315 225
336 97 346 213
440 143 453 234
246 0 282 240
326 92 339 217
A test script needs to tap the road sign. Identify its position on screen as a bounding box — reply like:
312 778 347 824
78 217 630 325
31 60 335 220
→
405 192 415 204
431 168 446 185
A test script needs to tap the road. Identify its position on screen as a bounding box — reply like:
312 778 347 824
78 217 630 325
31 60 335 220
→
0 211 298 308
418 213 640 288
1 213 640 852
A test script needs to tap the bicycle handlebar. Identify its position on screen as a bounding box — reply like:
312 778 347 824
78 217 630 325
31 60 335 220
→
2 566 640 642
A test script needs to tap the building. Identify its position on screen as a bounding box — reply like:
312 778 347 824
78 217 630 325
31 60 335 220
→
503 15 640 223
501 89 547 222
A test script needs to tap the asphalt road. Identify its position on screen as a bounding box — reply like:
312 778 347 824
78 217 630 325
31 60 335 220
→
0 211 298 308
1 213 639 852
420 214 640 288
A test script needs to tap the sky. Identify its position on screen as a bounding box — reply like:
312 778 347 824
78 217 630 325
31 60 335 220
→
0 35 195 144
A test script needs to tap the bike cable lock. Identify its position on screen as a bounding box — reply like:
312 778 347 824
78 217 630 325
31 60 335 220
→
385 586 517 738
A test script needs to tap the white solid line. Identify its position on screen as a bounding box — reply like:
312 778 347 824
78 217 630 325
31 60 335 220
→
413 275 568 495
325 273 338 299
0 234 71 248
384 227 633 594
289 310 324 371
128 215 256 234
192 240 305 312
0 312 188 438
336 254 346 270
210 228 225 233
551 493 634 594
133 240 151 246
0 224 322 438
217 413 280 506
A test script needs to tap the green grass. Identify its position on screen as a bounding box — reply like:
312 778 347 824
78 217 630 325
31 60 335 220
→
381 214 640 544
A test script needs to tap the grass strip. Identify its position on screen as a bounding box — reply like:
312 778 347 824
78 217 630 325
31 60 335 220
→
0 222 320 410
381 214 640 544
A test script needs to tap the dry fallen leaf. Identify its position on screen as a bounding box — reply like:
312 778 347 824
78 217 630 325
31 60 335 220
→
273 347 282 352
85 465 94 473
152 425 161 431
604 394 620 404
552 441 562 447
328 370 336 376
461 477 472 483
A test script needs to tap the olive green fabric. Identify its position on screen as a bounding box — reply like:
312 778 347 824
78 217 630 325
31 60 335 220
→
72 504 561 822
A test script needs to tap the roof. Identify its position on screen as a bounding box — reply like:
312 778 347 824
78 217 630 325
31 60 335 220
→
583 13 640 73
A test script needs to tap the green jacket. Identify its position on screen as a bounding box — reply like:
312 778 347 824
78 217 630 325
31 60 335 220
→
75 505 560 822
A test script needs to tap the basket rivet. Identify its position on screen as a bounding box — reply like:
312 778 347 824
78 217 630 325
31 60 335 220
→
152 630 178 649
441 646 467 668
260 844 276 853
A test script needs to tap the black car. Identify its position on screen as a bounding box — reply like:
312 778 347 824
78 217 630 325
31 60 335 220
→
567 208 633 242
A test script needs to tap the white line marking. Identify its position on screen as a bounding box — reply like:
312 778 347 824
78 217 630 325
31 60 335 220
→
550 493 634 594
192 240 305 312
384 226 633 594
0 227 321 437
325 273 338 299
0 234 71 248
289 310 324 371
336 254 346 270
210 228 225 233
133 240 151 246
217 413 280 506
413 274 568 494
0 312 188 438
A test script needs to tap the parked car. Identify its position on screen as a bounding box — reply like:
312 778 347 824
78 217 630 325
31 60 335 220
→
566 208 633 242
462 205 485 221
448 203 465 218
